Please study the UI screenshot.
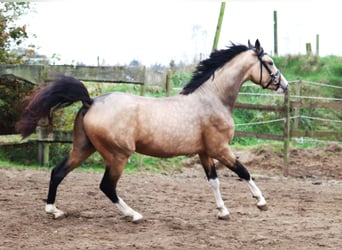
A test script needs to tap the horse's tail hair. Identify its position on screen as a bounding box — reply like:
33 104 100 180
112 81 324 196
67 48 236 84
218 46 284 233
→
16 76 93 139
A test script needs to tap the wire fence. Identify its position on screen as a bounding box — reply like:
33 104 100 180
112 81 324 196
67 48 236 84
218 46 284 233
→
236 79 342 146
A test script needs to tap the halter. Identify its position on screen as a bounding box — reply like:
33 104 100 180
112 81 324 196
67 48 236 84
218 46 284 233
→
255 50 281 90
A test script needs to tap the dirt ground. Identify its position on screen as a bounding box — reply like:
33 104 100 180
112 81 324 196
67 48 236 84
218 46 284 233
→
1 144 342 249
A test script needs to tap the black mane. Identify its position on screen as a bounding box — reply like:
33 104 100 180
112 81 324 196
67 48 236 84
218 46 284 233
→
180 44 249 95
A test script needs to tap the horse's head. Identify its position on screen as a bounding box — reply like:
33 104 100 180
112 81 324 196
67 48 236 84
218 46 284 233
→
248 39 288 93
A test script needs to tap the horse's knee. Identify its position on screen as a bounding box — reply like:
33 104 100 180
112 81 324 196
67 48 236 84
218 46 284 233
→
227 160 251 181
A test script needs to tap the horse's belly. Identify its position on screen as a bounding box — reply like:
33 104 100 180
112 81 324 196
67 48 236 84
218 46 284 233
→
135 129 202 157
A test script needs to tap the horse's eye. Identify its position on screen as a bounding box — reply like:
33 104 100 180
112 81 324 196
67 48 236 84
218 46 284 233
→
268 61 274 66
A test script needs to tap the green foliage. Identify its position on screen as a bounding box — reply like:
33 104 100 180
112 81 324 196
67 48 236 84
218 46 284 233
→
0 2 34 64
0 76 35 134
171 71 192 87
4 142 184 173
103 83 141 94
0 143 38 166
274 55 342 85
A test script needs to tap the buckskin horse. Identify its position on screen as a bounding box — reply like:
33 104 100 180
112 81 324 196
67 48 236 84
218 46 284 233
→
16 40 288 222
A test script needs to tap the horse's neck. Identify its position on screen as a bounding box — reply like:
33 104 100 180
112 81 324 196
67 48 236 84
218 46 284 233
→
200 54 252 110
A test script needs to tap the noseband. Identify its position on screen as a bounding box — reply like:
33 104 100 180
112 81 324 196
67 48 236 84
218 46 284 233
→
256 51 281 90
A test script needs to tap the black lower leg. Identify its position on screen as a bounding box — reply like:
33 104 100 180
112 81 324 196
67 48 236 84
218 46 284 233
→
99 168 119 204
228 160 251 181
47 156 69 204
203 164 218 180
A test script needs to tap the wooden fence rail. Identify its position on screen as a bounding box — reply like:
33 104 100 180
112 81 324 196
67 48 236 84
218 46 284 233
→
0 64 146 84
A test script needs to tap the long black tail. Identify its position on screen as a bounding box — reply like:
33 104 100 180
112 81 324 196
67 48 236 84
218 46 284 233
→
16 76 93 138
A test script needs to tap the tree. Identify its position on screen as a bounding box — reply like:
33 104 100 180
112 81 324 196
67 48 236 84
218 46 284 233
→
0 2 36 134
0 2 33 64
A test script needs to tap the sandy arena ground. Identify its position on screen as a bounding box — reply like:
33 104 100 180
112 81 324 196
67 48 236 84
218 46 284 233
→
1 145 341 249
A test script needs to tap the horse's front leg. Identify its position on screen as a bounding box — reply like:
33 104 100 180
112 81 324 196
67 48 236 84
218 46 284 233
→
222 156 267 210
199 154 230 220
228 160 267 210
214 146 267 210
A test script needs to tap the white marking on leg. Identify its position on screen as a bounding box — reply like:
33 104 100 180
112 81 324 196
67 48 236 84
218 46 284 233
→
45 204 65 219
208 178 230 219
116 197 143 222
247 179 267 208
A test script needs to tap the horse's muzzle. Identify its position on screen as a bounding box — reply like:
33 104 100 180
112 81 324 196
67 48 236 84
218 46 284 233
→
276 73 289 94
276 84 288 94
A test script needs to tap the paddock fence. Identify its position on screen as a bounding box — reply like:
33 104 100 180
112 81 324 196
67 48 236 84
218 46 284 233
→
1 65 341 175
235 79 342 174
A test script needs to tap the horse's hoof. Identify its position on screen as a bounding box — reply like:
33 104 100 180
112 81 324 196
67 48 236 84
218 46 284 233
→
46 209 65 220
132 212 143 223
53 210 66 220
217 208 230 220
218 214 230 220
257 204 268 211
50 212 65 220
45 204 65 219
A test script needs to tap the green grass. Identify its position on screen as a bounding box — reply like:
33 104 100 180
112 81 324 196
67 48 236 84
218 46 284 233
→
0 142 185 173
0 139 334 173
0 159 41 169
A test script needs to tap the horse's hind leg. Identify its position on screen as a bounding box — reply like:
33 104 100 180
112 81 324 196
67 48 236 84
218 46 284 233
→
199 153 230 220
45 111 96 219
45 156 69 218
45 144 95 219
99 153 143 222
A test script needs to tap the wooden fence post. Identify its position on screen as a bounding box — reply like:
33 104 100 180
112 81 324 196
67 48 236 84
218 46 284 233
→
165 70 171 97
212 2 226 52
137 67 147 168
140 67 146 96
293 78 302 130
165 60 175 97
283 90 290 175
37 118 50 166
306 43 312 55
316 34 320 56
273 10 278 56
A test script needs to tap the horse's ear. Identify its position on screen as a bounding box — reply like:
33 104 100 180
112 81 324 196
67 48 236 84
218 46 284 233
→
255 39 263 54
248 39 253 49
